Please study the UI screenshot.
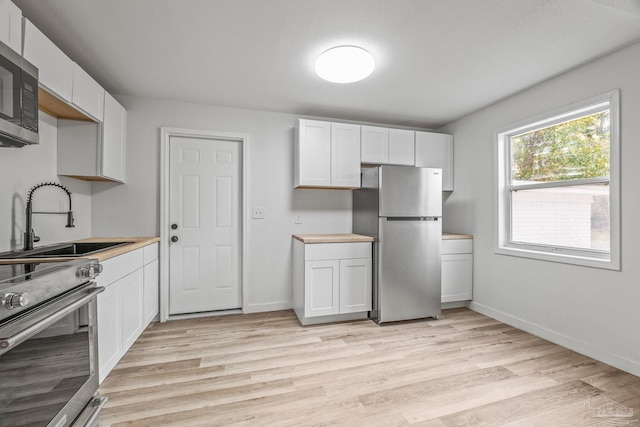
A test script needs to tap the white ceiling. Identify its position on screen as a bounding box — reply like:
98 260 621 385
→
13 0 640 128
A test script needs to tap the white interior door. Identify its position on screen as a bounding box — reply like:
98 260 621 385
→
168 135 242 315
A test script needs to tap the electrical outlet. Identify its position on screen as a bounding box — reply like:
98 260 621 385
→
295 214 302 224
252 207 265 219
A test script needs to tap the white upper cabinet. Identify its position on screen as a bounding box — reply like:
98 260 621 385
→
361 126 389 164
294 119 360 189
23 19 74 103
57 93 126 182
0 0 21 54
415 131 454 191
295 119 331 187
388 128 415 166
331 122 361 188
72 62 105 122
101 92 126 182
361 126 415 166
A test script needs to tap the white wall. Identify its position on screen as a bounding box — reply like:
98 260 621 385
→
0 112 92 252
441 41 640 376
90 97 354 312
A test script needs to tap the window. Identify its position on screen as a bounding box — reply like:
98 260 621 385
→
496 90 620 270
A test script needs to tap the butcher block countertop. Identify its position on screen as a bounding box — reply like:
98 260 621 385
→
442 232 473 240
293 234 374 244
294 233 473 243
73 237 160 261
0 237 159 264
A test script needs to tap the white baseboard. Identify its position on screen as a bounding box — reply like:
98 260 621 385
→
166 309 243 322
243 301 292 314
468 301 640 378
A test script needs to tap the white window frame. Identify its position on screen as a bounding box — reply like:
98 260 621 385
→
495 90 620 270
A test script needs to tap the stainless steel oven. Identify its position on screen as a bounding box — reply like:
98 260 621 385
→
0 259 106 426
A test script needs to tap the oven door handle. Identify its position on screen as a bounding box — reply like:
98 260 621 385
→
0 286 104 355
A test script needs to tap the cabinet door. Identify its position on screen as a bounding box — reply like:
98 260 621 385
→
97 280 123 384
121 269 144 353
388 129 415 166
295 119 331 187
305 260 339 317
331 122 361 188
441 254 473 302
339 258 372 314
23 19 74 102
72 62 105 122
0 0 22 54
143 258 159 326
102 92 126 182
361 125 389 164
415 131 454 191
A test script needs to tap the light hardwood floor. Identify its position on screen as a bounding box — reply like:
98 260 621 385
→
98 308 640 426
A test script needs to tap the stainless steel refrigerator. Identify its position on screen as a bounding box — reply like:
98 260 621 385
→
353 165 442 323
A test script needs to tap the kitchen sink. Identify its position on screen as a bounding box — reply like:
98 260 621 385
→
0 242 131 259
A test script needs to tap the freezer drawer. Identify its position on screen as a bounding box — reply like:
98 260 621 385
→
377 217 441 323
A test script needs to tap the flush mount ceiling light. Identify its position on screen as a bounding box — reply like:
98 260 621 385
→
315 46 375 83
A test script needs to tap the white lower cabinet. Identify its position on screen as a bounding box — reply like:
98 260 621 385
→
96 242 159 383
143 244 159 325
339 258 372 314
305 259 339 317
294 240 371 325
96 279 123 383
441 238 473 302
121 269 144 351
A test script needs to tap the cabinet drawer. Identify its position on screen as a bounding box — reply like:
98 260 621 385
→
442 239 473 255
305 242 371 261
143 243 159 264
97 248 144 286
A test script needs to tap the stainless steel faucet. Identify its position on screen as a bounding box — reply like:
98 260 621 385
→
24 182 75 251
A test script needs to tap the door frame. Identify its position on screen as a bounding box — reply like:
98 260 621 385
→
159 127 249 322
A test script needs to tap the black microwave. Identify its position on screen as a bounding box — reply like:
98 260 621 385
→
0 40 38 148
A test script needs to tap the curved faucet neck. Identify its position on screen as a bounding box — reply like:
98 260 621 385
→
24 182 75 251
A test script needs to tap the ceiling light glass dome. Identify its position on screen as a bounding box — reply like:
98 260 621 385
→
315 46 375 83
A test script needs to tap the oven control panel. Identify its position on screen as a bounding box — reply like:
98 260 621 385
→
77 263 103 280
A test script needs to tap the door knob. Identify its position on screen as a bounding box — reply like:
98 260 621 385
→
171 224 178 230
171 236 179 242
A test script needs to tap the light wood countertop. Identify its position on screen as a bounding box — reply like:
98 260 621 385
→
442 232 473 240
293 234 374 244
0 237 159 264
293 233 472 243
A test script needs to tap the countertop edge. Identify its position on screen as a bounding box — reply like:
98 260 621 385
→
442 233 473 240
0 237 160 264
77 237 160 261
293 234 374 244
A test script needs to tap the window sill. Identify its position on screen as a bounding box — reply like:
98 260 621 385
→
495 245 620 271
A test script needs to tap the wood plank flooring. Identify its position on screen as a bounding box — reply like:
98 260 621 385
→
98 308 640 426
